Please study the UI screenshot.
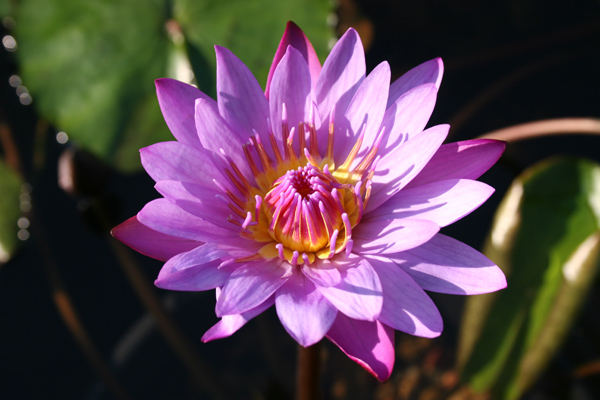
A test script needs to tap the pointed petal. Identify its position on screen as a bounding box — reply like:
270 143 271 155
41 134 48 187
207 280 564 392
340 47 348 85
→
335 61 390 164
368 256 443 337
202 296 274 342
364 179 495 227
315 28 365 142
155 78 217 148
155 244 235 291
276 272 338 346
318 256 382 321
112 216 200 261
326 314 395 381
216 259 292 316
378 83 438 158
392 233 507 294
154 180 233 227
140 141 224 189
194 98 253 179
269 46 312 143
215 46 270 143
266 21 321 97
406 139 506 189
387 58 443 107
368 124 448 211
137 198 236 241
353 219 439 255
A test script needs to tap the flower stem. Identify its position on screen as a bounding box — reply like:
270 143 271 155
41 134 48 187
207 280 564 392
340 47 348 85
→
296 343 321 400
478 118 600 142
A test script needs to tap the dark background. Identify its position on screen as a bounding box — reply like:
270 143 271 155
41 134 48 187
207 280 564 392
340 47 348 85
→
1 0 600 398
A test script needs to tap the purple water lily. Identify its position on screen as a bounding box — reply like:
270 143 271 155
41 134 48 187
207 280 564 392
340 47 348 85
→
113 22 506 381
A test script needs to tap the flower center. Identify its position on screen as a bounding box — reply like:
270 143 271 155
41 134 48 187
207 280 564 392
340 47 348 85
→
263 164 344 253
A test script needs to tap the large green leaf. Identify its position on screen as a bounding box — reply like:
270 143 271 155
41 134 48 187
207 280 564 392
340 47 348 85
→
0 160 22 264
458 157 600 399
14 0 332 172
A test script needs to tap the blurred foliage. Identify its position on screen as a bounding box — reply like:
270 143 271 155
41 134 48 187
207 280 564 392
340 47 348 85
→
458 157 600 399
0 159 22 264
10 0 333 172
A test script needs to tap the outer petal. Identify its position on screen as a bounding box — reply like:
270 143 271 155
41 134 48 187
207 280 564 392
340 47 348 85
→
378 83 438 158
387 58 443 107
368 124 448 210
155 78 217 148
391 233 507 294
202 296 275 342
216 259 292 316
353 219 439 255
137 198 236 241
367 256 443 338
326 314 395 381
112 216 200 261
336 61 391 165
154 180 232 227
406 139 506 189
155 244 237 291
318 256 383 321
140 141 226 190
215 46 270 145
266 21 321 97
364 179 495 227
315 28 365 155
275 271 338 347
269 46 312 143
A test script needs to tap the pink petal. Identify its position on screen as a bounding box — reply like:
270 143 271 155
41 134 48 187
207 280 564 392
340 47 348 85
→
155 244 235 291
367 256 442 337
364 179 495 227
112 216 200 261
368 124 448 211
266 21 321 98
140 141 226 190
194 98 253 180
301 258 342 287
154 180 232 227
406 139 506 189
326 314 395 381
216 259 292 316
315 28 366 156
378 83 438 158
335 61 391 165
318 256 383 321
137 198 236 241
269 46 312 144
275 271 338 347
392 233 507 295
387 58 443 107
215 46 270 146
155 78 217 149
353 219 439 255
202 296 274 342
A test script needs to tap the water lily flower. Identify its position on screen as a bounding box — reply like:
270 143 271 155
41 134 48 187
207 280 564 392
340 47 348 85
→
113 22 506 381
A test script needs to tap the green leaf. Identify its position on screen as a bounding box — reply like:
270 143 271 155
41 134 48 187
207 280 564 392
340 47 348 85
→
458 157 600 399
0 160 22 264
15 0 173 172
173 0 333 88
